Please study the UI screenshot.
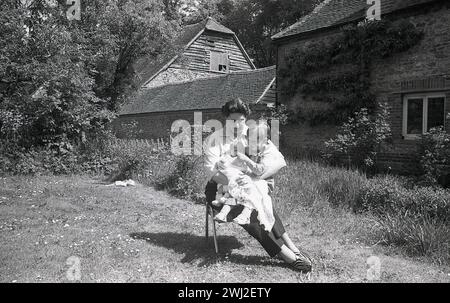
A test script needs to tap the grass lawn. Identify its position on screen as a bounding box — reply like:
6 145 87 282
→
0 174 449 283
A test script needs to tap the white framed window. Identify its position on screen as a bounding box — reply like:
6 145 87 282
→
402 93 446 139
210 51 229 73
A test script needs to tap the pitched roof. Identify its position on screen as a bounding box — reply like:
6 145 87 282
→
134 17 254 87
272 0 439 41
120 66 276 115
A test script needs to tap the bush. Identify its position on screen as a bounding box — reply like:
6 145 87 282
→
0 140 82 175
156 155 207 203
324 102 392 172
104 138 171 182
420 125 450 188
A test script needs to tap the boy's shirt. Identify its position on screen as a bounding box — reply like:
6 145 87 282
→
251 141 287 192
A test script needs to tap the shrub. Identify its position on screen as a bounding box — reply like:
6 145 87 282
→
105 138 170 182
324 102 392 172
156 155 207 203
420 125 450 188
0 140 82 175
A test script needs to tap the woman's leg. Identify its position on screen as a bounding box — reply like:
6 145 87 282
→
205 182 310 271
280 233 301 254
276 245 297 263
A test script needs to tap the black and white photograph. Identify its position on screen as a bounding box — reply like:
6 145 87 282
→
0 0 449 288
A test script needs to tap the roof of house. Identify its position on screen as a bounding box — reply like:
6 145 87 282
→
134 17 255 87
120 66 276 115
271 0 439 41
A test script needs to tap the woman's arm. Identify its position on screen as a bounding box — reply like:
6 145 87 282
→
243 143 287 181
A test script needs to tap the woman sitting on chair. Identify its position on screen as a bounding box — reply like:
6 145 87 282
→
203 98 312 273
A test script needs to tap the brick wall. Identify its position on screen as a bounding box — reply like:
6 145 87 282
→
114 106 271 143
113 109 224 140
275 2 450 173
279 123 338 154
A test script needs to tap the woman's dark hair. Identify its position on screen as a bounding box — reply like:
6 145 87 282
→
221 98 251 118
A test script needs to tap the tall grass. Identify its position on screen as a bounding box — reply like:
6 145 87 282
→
273 159 450 265
371 214 450 265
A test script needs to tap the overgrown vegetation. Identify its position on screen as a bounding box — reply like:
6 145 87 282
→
280 19 423 125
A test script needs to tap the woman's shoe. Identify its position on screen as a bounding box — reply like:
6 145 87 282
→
290 256 312 273
294 250 312 264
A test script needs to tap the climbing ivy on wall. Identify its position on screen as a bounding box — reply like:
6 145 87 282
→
280 19 424 125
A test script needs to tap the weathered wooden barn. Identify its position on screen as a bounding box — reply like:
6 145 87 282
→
116 18 275 139
272 0 450 173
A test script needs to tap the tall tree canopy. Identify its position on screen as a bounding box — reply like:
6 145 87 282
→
223 0 321 67
0 0 177 148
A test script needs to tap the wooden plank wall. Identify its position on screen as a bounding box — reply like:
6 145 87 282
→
172 30 253 73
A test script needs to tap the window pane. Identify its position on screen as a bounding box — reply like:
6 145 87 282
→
407 98 423 134
210 52 229 72
210 52 219 71
427 97 445 131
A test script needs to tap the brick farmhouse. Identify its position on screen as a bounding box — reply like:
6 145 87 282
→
272 0 450 173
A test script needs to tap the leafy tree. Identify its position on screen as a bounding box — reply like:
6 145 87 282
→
0 0 176 150
223 0 321 67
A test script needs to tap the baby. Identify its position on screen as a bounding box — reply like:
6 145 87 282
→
212 154 263 225
212 123 286 232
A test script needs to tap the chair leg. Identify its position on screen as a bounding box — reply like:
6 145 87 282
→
211 210 219 254
205 202 209 239
205 202 219 254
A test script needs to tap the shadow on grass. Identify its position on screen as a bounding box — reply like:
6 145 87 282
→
129 232 287 269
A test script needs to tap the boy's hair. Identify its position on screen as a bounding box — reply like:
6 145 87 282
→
247 121 270 140
247 121 270 156
221 98 251 118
